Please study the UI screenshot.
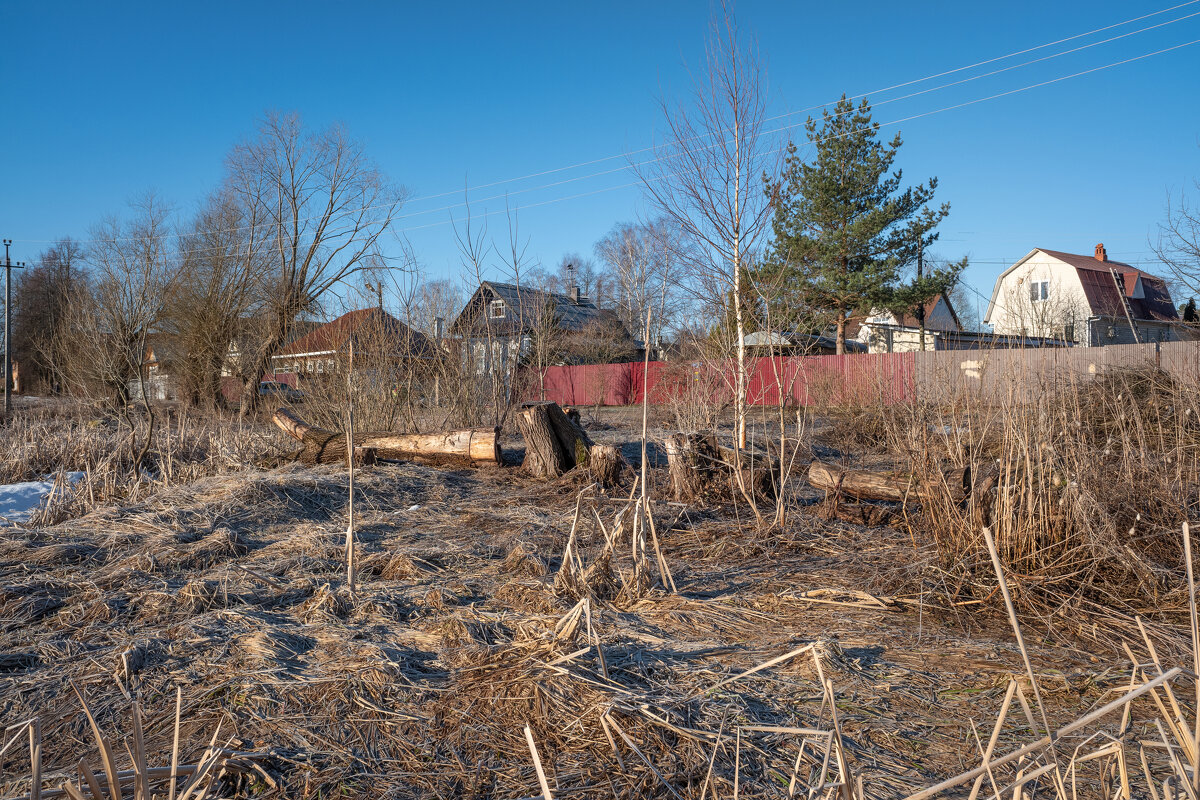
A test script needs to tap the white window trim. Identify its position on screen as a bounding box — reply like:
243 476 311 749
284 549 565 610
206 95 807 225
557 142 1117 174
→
489 299 506 319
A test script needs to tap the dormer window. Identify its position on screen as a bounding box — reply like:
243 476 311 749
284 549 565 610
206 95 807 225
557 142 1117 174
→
489 299 506 319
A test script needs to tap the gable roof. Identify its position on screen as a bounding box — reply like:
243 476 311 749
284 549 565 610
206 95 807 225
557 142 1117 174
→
453 281 622 334
875 295 962 332
846 294 962 340
274 307 434 359
984 247 1180 324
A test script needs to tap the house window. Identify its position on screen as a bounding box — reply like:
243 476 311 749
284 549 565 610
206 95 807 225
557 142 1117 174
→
1029 280 1049 302
306 361 314 373
489 299 506 319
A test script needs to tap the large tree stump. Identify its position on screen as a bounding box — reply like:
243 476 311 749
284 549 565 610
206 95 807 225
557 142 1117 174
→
272 408 500 466
516 402 595 478
517 404 570 478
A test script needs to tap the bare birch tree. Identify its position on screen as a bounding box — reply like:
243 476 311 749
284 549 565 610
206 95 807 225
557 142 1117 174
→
227 112 408 416
634 7 777 449
594 218 682 356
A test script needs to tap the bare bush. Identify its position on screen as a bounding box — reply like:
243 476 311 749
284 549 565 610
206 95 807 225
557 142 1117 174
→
881 363 1200 615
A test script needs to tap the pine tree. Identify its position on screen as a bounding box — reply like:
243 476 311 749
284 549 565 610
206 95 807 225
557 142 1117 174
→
1183 297 1198 323
765 96 964 353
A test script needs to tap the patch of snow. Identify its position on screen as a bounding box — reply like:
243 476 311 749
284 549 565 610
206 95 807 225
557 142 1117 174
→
0 472 85 523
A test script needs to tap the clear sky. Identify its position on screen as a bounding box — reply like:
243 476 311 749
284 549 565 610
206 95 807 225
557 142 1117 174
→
4 1 1200 321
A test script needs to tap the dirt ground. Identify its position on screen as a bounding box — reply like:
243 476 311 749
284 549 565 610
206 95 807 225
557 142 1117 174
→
0 408 1168 798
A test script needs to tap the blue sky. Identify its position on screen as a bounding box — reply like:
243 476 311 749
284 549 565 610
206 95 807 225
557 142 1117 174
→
4 1 1199 321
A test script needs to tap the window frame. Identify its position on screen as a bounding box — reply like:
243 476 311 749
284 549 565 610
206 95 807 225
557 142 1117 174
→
488 299 506 319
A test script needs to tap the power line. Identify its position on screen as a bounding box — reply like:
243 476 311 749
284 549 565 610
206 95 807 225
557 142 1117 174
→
17 29 1198 270
377 7 1200 228
389 36 1200 236
387 0 1200 205
12 1 1199 250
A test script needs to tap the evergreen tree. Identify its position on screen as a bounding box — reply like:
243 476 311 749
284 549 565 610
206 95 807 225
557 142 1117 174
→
765 96 965 353
1183 297 1198 323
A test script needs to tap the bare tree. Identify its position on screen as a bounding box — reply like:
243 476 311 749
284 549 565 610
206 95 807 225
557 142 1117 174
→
634 7 777 449
1154 178 1200 298
13 237 85 393
168 189 269 408
999 280 1088 344
594 218 682 356
61 194 175 477
227 112 408 417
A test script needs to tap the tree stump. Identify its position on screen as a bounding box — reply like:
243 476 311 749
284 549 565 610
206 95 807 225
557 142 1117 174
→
588 444 627 488
663 432 778 502
517 404 570 478
663 433 717 501
516 401 595 478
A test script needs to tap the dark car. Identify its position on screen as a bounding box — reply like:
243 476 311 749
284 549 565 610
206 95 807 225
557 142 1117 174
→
258 381 304 403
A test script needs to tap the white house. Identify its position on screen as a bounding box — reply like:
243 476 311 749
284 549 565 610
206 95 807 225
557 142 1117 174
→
983 244 1184 346
851 295 962 353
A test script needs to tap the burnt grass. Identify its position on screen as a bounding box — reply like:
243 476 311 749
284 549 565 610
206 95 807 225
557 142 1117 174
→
0 414 1163 799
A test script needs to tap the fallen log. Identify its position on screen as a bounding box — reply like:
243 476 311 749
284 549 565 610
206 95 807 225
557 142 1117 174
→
806 461 970 504
272 407 500 466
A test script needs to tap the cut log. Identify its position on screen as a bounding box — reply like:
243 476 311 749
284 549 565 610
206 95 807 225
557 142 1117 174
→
806 461 970 504
517 402 595 478
272 408 500 466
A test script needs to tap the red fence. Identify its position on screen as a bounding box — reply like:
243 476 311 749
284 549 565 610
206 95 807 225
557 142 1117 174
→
521 353 918 407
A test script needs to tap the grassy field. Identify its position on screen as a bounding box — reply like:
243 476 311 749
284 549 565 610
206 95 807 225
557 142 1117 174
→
1 389 1197 799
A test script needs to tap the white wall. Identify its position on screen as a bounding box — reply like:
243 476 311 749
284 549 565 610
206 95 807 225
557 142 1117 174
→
987 253 1090 342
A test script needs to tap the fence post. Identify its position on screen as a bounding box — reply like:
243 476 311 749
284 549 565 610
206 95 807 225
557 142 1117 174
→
1156 339 1161 370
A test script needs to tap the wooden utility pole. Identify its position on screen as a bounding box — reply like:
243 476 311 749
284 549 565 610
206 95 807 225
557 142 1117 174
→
916 238 926 352
2 240 26 421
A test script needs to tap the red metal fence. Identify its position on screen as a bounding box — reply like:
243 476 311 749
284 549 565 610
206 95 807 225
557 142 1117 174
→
521 352 918 407
520 341 1200 407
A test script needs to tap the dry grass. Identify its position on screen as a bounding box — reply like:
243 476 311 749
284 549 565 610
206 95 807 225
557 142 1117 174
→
0 400 284 523
3 389 1200 798
873 365 1200 631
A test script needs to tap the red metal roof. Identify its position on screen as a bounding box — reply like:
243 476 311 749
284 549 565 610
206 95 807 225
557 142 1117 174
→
1037 248 1179 322
275 308 434 358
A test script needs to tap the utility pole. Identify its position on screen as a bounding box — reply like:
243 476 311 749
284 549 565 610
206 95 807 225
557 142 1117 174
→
916 236 927 352
2 240 26 422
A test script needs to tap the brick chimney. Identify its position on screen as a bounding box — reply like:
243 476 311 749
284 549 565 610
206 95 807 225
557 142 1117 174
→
1094 243 1107 262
